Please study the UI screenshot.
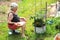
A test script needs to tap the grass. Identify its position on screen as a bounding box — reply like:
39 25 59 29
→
0 0 58 40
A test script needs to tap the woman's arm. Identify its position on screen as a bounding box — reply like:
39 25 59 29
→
8 13 15 24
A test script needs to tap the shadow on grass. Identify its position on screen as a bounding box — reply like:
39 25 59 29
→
6 32 53 40
35 32 52 40
7 34 27 40
35 33 45 40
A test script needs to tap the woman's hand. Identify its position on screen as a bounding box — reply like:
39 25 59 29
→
14 22 21 26
14 23 18 25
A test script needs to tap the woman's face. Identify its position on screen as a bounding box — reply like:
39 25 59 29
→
12 7 18 12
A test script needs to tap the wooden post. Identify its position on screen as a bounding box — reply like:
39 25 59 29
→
35 0 36 34
45 2 47 20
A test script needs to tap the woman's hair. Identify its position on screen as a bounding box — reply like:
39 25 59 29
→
10 2 18 10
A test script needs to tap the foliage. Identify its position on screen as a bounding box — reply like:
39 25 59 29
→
30 12 46 27
0 5 7 14
0 0 57 40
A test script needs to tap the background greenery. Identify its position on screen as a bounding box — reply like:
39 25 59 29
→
0 0 58 40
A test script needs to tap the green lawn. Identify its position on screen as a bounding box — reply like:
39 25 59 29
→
0 0 58 40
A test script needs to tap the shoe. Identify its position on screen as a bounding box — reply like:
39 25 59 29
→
8 31 13 35
13 30 20 34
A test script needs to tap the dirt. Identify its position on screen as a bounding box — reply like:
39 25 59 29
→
0 0 21 6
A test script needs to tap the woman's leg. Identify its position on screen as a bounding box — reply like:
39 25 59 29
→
21 24 26 37
17 21 26 37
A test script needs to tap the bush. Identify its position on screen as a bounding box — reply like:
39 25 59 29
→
33 18 45 27
30 12 46 27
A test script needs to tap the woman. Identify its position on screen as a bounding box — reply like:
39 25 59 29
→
7 2 26 37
